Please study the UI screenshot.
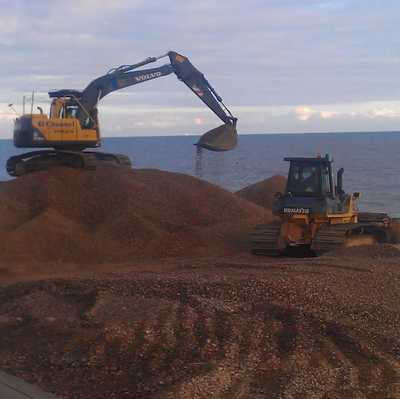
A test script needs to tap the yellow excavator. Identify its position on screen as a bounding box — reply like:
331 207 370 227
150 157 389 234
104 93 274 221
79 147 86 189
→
251 154 400 256
7 51 238 177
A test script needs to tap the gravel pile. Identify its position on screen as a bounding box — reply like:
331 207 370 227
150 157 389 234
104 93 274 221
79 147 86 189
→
235 175 287 210
322 243 400 259
0 164 274 279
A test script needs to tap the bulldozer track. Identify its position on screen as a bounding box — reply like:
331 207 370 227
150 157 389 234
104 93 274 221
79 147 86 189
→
312 223 388 256
251 220 393 258
251 220 283 256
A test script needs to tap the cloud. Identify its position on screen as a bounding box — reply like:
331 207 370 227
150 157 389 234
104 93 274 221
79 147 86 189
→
320 110 342 118
92 103 400 137
0 0 399 138
70 0 139 8
367 109 398 118
296 107 317 121
0 110 16 120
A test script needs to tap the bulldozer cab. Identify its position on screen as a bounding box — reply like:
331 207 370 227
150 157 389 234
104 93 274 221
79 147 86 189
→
271 154 354 217
252 153 400 257
285 155 334 197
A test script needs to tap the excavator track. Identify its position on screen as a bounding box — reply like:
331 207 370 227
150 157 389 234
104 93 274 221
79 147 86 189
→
6 150 98 177
86 152 133 167
251 221 283 256
312 223 388 256
6 150 133 177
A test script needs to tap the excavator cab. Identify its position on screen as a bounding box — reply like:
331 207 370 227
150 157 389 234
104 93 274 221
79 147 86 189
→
50 99 79 120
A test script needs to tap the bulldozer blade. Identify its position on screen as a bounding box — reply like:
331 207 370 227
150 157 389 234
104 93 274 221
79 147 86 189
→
195 124 237 152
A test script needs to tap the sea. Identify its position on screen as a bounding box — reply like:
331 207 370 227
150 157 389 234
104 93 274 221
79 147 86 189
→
1 131 399 217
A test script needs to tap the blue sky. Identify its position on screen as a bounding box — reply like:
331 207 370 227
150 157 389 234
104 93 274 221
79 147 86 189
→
0 0 399 137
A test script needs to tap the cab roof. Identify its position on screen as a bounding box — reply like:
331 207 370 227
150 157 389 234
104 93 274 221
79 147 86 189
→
284 156 333 163
48 89 83 99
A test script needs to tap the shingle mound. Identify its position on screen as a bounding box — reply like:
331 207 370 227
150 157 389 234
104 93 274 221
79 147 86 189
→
1 258 399 398
321 243 400 259
235 175 287 211
0 163 273 267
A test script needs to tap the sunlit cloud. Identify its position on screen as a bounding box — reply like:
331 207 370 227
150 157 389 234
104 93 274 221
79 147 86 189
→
0 110 15 120
367 109 398 118
296 107 317 121
320 110 341 118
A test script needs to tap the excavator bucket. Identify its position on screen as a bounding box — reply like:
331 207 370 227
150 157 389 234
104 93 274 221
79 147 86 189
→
196 124 237 152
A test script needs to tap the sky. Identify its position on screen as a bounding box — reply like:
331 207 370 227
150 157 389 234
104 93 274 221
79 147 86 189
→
0 0 400 138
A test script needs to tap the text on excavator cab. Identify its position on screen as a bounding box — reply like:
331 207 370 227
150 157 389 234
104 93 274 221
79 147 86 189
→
38 121 75 128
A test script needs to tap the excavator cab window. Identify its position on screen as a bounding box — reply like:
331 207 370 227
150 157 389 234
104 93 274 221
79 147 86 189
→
65 104 79 119
49 102 55 118
58 105 65 118
82 108 99 130
54 99 79 119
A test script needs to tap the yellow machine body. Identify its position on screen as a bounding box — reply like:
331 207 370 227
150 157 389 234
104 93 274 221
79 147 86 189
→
274 196 358 251
14 98 100 150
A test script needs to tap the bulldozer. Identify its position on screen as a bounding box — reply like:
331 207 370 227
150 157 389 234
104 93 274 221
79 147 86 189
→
7 51 238 177
251 154 400 256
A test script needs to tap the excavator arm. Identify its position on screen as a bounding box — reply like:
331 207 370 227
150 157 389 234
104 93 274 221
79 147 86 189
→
168 51 236 127
73 51 237 151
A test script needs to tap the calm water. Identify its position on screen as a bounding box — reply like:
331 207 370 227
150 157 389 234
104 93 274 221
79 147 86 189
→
1 131 399 217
